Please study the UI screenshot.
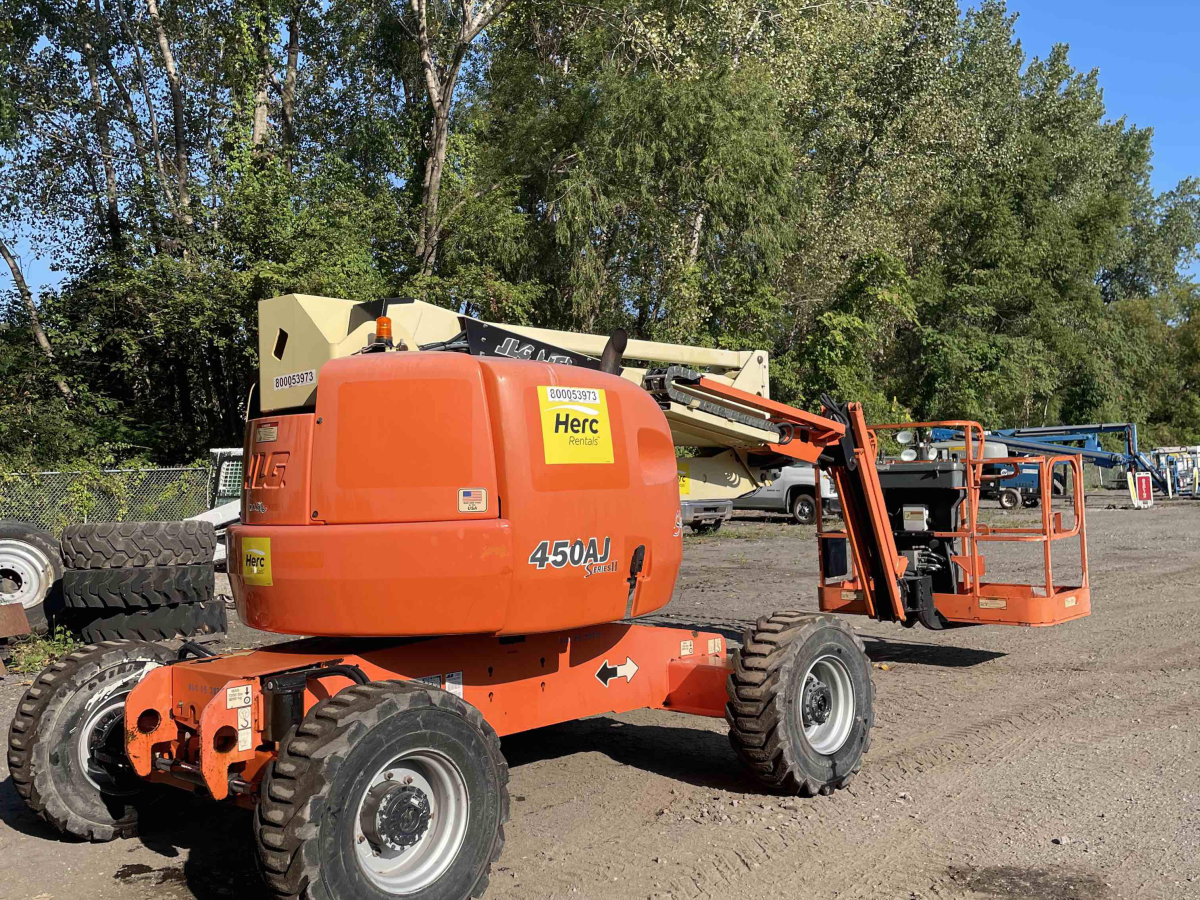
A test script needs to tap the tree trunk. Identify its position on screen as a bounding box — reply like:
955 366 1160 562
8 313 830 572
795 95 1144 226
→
0 238 74 403
83 45 122 252
409 0 512 274
686 207 704 266
117 3 179 222
251 29 271 148
418 108 451 274
98 44 166 251
281 1 301 171
147 0 192 224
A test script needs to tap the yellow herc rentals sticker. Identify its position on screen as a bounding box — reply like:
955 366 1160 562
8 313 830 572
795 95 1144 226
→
242 537 273 586
538 386 614 464
677 460 692 495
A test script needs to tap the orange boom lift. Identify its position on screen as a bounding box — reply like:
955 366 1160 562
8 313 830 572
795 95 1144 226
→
9 307 1088 900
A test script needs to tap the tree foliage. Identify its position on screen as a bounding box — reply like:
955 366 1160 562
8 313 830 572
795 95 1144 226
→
1 0 1198 468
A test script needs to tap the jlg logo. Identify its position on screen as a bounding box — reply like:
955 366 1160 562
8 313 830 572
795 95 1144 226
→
245 451 289 489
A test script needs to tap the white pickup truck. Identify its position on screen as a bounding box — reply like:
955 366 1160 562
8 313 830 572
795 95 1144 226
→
731 462 838 524
680 461 838 533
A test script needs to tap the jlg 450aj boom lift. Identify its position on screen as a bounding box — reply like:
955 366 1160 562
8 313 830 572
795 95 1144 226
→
9 298 1089 900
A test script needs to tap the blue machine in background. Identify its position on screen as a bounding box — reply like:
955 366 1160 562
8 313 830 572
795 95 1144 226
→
930 422 1170 507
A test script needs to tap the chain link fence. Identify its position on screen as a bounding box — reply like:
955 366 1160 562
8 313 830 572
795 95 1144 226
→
0 468 212 535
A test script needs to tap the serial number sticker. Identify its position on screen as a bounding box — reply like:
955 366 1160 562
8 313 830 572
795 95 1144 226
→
458 488 488 513
255 424 279 443
537 386 614 465
841 590 859 601
1064 595 1077 608
979 597 1008 610
241 537 273 586
680 639 694 656
272 369 316 391
226 685 252 709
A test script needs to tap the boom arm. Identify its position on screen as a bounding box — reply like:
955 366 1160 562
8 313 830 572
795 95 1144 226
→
680 374 909 622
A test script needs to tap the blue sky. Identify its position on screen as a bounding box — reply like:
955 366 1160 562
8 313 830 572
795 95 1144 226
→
1002 0 1199 198
8 1 1200 295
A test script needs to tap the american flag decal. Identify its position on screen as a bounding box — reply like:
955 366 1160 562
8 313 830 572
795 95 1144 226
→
458 488 488 512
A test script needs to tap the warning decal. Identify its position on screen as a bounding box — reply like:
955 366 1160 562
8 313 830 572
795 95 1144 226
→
537 386 614 465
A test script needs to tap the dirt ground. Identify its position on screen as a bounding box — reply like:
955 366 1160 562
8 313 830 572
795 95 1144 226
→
2 499 1198 900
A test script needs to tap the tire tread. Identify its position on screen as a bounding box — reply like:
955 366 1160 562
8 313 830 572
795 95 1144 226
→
726 612 874 796
60 521 216 568
254 681 509 900
63 563 214 610
75 600 226 642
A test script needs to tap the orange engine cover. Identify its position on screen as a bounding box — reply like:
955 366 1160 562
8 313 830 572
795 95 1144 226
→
228 351 683 636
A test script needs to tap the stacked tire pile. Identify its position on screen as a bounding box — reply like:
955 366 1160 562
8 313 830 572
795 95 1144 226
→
60 521 226 642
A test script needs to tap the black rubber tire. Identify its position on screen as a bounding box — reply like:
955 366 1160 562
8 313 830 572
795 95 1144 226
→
791 491 817 525
726 612 874 796
60 521 216 569
998 488 1021 510
73 600 227 643
691 522 721 535
0 520 64 634
63 563 215 610
255 681 509 900
6 640 174 840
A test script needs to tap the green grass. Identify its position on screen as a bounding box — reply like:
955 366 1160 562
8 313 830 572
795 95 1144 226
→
4 626 81 675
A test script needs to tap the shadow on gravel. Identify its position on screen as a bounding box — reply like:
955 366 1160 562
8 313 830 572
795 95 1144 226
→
946 864 1114 899
129 797 258 899
0 775 67 841
1 774 257 900
503 716 747 791
862 636 1006 668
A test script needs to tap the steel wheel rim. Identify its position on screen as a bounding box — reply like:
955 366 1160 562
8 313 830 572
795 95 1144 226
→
0 538 52 610
354 749 470 894
801 654 855 755
795 496 815 522
77 693 139 795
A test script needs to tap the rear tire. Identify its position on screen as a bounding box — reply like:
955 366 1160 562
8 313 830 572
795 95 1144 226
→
60 521 216 569
74 600 227 643
727 612 873 795
0 520 64 634
255 681 509 900
6 641 173 840
998 488 1021 510
790 491 816 525
63 563 215 610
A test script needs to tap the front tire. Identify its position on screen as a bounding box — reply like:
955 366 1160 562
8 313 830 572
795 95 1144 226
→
256 681 509 900
6 641 173 840
727 612 873 795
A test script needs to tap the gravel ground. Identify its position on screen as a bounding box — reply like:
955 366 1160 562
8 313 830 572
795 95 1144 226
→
1 499 1198 900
